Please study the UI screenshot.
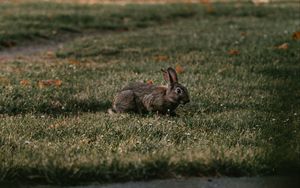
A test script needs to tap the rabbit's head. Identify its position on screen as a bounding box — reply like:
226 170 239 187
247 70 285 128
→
162 67 190 105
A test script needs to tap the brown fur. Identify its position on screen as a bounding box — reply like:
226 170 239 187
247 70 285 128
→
111 67 190 115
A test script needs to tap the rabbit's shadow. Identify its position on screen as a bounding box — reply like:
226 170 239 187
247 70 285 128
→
2 98 112 117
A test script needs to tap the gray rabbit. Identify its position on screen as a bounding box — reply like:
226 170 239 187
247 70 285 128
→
109 67 190 115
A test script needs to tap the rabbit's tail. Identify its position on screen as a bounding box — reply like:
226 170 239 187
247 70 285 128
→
108 108 116 115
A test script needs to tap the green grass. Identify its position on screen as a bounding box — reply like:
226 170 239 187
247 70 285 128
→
0 2 199 49
0 2 300 185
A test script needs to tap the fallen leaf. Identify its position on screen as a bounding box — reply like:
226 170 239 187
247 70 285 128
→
175 65 184 74
147 80 154 85
154 55 168 62
240 32 247 36
228 49 240 55
200 0 211 4
200 0 214 13
252 0 270 6
206 5 215 13
53 79 62 87
38 79 62 88
276 43 289 50
46 51 56 58
20 79 31 86
0 76 10 85
68 59 81 65
38 80 51 88
292 31 300 40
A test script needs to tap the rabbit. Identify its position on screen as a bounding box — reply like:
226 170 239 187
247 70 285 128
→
109 67 190 116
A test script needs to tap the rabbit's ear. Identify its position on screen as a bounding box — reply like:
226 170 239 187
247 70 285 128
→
167 67 178 83
161 68 170 82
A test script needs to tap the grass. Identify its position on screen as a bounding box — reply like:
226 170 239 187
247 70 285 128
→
0 2 199 49
0 1 300 185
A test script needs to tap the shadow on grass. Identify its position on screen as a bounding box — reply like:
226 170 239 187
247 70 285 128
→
184 101 267 116
252 41 300 176
0 98 112 117
0 157 256 185
0 3 200 50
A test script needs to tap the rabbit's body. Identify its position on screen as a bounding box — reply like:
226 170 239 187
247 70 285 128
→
111 67 189 115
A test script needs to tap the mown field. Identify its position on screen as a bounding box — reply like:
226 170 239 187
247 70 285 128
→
0 1 300 185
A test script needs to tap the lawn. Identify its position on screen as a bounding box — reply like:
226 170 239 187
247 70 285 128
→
0 1 300 185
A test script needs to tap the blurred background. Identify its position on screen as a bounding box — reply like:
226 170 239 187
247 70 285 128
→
0 0 296 4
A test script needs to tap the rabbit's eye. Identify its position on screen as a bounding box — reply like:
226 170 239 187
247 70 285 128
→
176 87 182 94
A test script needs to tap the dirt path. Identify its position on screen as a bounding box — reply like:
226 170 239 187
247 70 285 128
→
2 176 299 188
0 31 107 62
0 41 63 59
0 32 84 61
88 177 299 188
